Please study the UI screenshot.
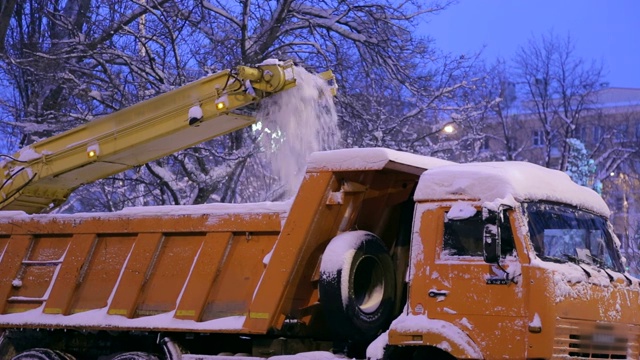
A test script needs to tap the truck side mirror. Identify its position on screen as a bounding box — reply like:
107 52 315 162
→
483 208 501 264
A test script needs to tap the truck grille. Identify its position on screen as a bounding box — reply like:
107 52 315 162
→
555 319 639 359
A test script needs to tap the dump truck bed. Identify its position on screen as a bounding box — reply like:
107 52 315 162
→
0 202 288 333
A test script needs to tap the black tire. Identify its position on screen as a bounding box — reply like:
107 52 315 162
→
319 231 396 342
383 346 457 360
12 349 75 360
111 352 159 360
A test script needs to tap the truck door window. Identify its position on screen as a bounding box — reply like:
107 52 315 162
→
525 202 624 272
442 211 484 257
444 210 516 258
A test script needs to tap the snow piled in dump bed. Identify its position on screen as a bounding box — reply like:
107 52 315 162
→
0 305 246 331
0 201 291 222
414 161 610 216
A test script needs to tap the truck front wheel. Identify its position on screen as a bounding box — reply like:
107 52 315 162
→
319 231 396 342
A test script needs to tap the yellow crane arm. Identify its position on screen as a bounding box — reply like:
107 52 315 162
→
0 60 335 213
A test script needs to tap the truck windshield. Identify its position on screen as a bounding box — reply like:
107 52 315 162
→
524 202 624 273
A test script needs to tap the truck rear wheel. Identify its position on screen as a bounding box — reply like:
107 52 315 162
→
111 352 159 360
319 231 396 342
383 346 457 360
12 349 75 360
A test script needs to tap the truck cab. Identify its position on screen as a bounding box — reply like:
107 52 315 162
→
377 160 640 359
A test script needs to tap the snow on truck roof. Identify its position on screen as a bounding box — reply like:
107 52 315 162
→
0 148 609 219
308 148 608 216
414 160 610 217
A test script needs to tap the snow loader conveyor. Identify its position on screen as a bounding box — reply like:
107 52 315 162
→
0 60 335 214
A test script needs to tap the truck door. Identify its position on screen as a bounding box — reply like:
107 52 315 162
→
408 203 527 356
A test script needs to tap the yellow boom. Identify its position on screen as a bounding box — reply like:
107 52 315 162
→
0 60 333 213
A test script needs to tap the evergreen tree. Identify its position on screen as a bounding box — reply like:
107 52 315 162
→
565 138 597 189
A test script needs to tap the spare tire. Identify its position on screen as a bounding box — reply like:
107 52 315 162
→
319 231 396 341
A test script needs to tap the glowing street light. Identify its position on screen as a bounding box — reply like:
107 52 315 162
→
420 122 457 140
443 123 455 134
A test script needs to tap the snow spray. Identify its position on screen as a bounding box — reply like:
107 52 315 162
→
257 66 341 198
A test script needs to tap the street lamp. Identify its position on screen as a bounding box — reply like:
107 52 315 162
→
414 122 457 144
423 122 456 137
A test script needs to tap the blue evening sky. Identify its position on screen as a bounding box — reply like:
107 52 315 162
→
423 0 640 88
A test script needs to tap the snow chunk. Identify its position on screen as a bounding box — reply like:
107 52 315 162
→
459 317 473 330
188 105 203 122
529 313 542 329
415 161 609 217
258 58 283 65
446 202 477 220
88 90 103 101
366 330 389 360
263 247 274 266
15 146 43 162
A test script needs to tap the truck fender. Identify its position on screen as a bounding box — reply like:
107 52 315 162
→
319 231 396 342
383 316 484 359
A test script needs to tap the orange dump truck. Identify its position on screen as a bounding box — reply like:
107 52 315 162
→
0 147 639 359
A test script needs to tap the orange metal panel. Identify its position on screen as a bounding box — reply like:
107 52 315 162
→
5 235 72 314
0 235 32 313
0 213 282 235
200 232 278 322
134 233 204 317
69 234 136 314
107 233 164 317
43 234 97 315
174 232 233 321
244 172 336 333
0 235 33 313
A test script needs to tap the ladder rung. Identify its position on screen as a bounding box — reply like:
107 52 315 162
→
7 296 46 303
22 260 63 265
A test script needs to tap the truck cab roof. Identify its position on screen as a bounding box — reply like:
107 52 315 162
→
307 148 607 217
414 160 610 217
